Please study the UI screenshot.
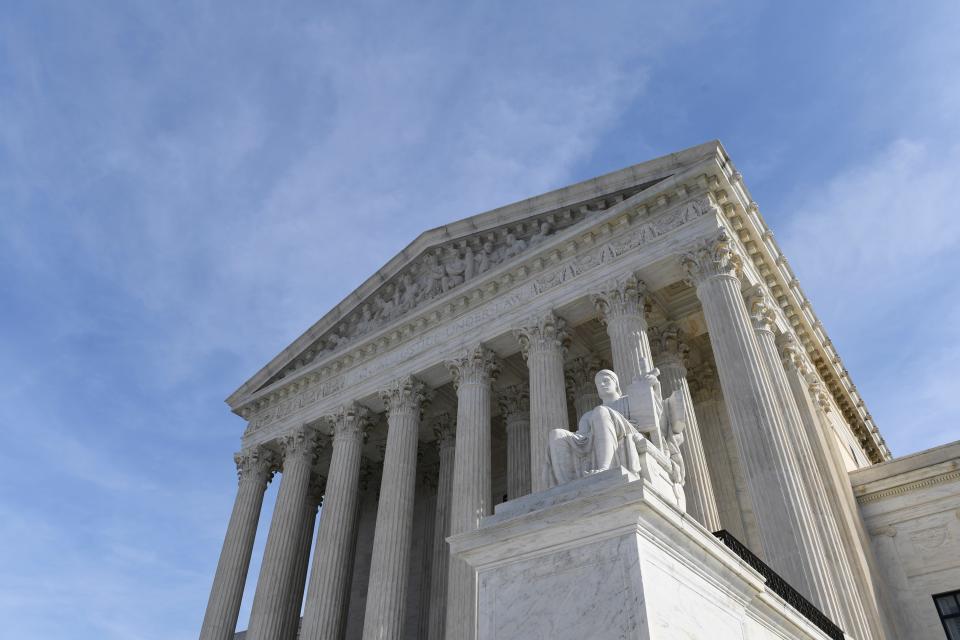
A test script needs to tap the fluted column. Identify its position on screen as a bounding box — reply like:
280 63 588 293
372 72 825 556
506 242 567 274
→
497 384 531 500
445 346 500 640
343 459 381 640
199 448 276 640
302 404 372 640
427 415 456 640
362 376 429 640
679 229 841 614
747 292 862 633
565 356 602 421
247 427 320 640
514 312 570 492
651 325 721 531
593 274 651 384
778 334 882 639
689 365 759 550
281 477 324 640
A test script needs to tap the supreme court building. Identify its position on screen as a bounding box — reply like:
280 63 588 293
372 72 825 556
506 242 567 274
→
199 142 960 640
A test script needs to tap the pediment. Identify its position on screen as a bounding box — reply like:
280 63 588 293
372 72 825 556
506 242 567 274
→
227 140 725 408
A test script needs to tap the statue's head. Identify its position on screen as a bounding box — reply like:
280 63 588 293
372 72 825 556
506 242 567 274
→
594 369 622 402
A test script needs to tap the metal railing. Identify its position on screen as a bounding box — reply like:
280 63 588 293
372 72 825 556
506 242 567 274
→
713 530 845 640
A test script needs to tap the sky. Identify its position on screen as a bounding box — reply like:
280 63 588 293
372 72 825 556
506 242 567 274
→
1 1 959 638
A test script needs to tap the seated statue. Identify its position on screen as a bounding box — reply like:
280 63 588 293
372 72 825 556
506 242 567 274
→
546 361 689 503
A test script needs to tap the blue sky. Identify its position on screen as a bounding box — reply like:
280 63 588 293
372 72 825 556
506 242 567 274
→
1 1 959 638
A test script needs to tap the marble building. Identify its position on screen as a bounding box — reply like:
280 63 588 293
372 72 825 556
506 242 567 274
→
199 141 960 640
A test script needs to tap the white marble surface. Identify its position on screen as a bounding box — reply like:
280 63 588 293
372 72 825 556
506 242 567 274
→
451 468 833 640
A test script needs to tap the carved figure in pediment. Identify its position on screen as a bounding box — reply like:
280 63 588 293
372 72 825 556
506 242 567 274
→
378 285 398 321
529 220 554 247
474 240 497 276
398 273 420 312
441 246 466 292
502 231 527 260
355 303 375 336
419 251 445 299
325 326 346 352
463 244 476 281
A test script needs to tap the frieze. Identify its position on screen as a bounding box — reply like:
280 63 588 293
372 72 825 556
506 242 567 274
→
244 195 715 436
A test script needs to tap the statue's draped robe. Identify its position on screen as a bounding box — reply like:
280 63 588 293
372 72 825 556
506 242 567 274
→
547 396 644 486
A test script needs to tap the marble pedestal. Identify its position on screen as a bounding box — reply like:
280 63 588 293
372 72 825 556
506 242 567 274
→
448 468 834 640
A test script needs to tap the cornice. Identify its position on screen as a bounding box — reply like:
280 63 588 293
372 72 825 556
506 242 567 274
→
703 159 891 463
855 469 960 504
227 141 724 408
239 168 722 440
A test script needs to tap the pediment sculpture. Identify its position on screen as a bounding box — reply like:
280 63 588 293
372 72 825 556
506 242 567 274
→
547 360 688 509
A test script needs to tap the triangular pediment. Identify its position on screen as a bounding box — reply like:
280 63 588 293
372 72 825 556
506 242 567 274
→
227 140 725 408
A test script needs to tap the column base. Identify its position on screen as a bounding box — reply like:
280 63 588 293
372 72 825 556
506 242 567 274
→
449 468 836 640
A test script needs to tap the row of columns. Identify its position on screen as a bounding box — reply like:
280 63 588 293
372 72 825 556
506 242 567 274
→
201 236 873 639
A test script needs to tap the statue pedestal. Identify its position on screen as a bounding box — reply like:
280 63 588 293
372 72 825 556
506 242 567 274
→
449 468 833 640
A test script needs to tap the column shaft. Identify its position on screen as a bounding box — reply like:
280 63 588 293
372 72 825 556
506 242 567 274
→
515 313 569 492
680 231 841 614
199 449 275 640
246 428 319 640
301 404 370 640
594 275 651 384
657 356 721 531
280 483 321 640
445 347 499 640
427 418 456 640
498 384 530 500
362 377 427 640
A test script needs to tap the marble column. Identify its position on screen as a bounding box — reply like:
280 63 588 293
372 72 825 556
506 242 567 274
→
746 292 859 634
280 477 324 640
343 459 381 640
565 356 602 421
778 334 882 640
301 404 372 640
445 346 500 640
650 325 721 531
246 426 320 640
362 376 428 640
679 229 841 614
497 384 531 500
199 448 276 640
689 364 760 551
427 415 455 640
593 274 652 384
514 312 570 492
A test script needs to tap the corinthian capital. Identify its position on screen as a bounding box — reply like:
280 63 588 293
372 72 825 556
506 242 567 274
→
234 447 278 484
776 333 813 376
744 285 776 334
431 412 456 451
279 425 322 465
689 363 721 403
649 324 689 369
379 375 430 418
513 311 570 360
497 383 530 419
680 228 742 286
333 402 373 441
565 356 603 395
593 274 647 324
446 345 500 390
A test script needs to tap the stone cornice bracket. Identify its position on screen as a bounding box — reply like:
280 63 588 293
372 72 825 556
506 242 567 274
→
513 311 571 360
592 273 647 325
680 227 743 288
445 345 501 390
649 323 689 369
379 375 431 419
497 382 530 418
744 284 776 334
234 447 279 484
431 412 456 450
332 402 373 442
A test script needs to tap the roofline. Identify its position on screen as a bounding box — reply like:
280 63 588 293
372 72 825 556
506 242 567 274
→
226 140 726 406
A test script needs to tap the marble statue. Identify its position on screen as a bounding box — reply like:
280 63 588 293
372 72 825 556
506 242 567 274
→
547 362 688 488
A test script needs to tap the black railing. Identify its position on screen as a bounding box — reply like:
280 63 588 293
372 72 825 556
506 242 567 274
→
713 530 845 640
